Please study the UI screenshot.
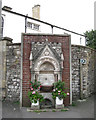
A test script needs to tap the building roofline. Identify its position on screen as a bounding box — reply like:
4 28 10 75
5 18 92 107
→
2 8 85 37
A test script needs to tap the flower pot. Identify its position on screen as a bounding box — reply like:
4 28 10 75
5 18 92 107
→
56 97 63 105
32 100 39 106
31 100 40 110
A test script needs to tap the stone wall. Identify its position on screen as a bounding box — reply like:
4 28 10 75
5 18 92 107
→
6 43 21 101
71 45 96 100
0 38 12 98
4 40 96 102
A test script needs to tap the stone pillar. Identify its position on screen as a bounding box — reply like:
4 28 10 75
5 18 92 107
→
35 74 38 80
0 37 12 98
80 59 83 100
54 74 58 82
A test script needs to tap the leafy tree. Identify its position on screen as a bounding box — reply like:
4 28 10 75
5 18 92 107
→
84 30 96 49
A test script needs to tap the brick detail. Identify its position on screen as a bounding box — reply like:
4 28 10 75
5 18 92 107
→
22 35 70 107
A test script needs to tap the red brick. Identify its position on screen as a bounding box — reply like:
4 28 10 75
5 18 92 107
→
22 34 70 107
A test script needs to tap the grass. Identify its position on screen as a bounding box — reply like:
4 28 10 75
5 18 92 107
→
2 99 5 102
28 108 69 112
33 109 69 112
52 109 56 112
71 102 77 106
13 101 20 105
33 109 47 113
33 110 42 113
43 110 47 112
61 109 68 112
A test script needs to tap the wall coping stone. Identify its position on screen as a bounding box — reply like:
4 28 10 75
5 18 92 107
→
1 37 13 43
22 33 71 37
7 43 21 46
72 44 96 52
6 42 96 52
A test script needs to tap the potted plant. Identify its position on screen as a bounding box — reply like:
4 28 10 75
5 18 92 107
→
29 79 41 90
52 80 69 105
28 80 44 108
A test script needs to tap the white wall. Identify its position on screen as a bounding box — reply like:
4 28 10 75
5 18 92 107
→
94 1 96 30
0 0 2 38
2 11 85 45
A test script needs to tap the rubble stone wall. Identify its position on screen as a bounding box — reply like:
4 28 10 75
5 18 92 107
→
0 38 12 98
71 44 96 100
6 43 21 101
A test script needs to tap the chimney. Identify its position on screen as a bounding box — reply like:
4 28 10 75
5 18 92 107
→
32 5 40 20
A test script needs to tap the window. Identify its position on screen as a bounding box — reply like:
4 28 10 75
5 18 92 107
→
33 24 40 30
27 22 40 31
27 22 32 29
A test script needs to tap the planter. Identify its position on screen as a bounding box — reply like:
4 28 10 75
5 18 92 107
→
32 100 39 106
55 97 64 109
56 97 63 105
31 100 40 110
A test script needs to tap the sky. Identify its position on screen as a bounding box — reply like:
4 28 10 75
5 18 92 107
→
2 0 95 44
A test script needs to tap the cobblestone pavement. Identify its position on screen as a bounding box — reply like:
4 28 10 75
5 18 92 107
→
1 95 94 118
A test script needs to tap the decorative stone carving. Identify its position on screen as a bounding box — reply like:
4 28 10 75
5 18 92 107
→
29 41 64 108
61 53 64 69
61 53 64 61
38 74 54 86
44 49 50 56
30 51 33 60
39 62 54 71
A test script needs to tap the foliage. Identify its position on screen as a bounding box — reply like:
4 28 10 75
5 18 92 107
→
54 80 65 90
33 110 46 112
52 80 69 100
13 101 20 105
84 29 96 49
28 91 44 103
52 109 56 112
61 109 68 112
71 101 77 106
29 79 41 90
28 80 44 103
33 110 42 113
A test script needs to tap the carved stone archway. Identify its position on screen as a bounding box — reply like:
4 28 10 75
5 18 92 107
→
38 62 55 86
33 56 61 84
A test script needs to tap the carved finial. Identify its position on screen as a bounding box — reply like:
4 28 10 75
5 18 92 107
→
30 51 33 60
46 38 48 42
45 38 49 45
61 53 64 61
